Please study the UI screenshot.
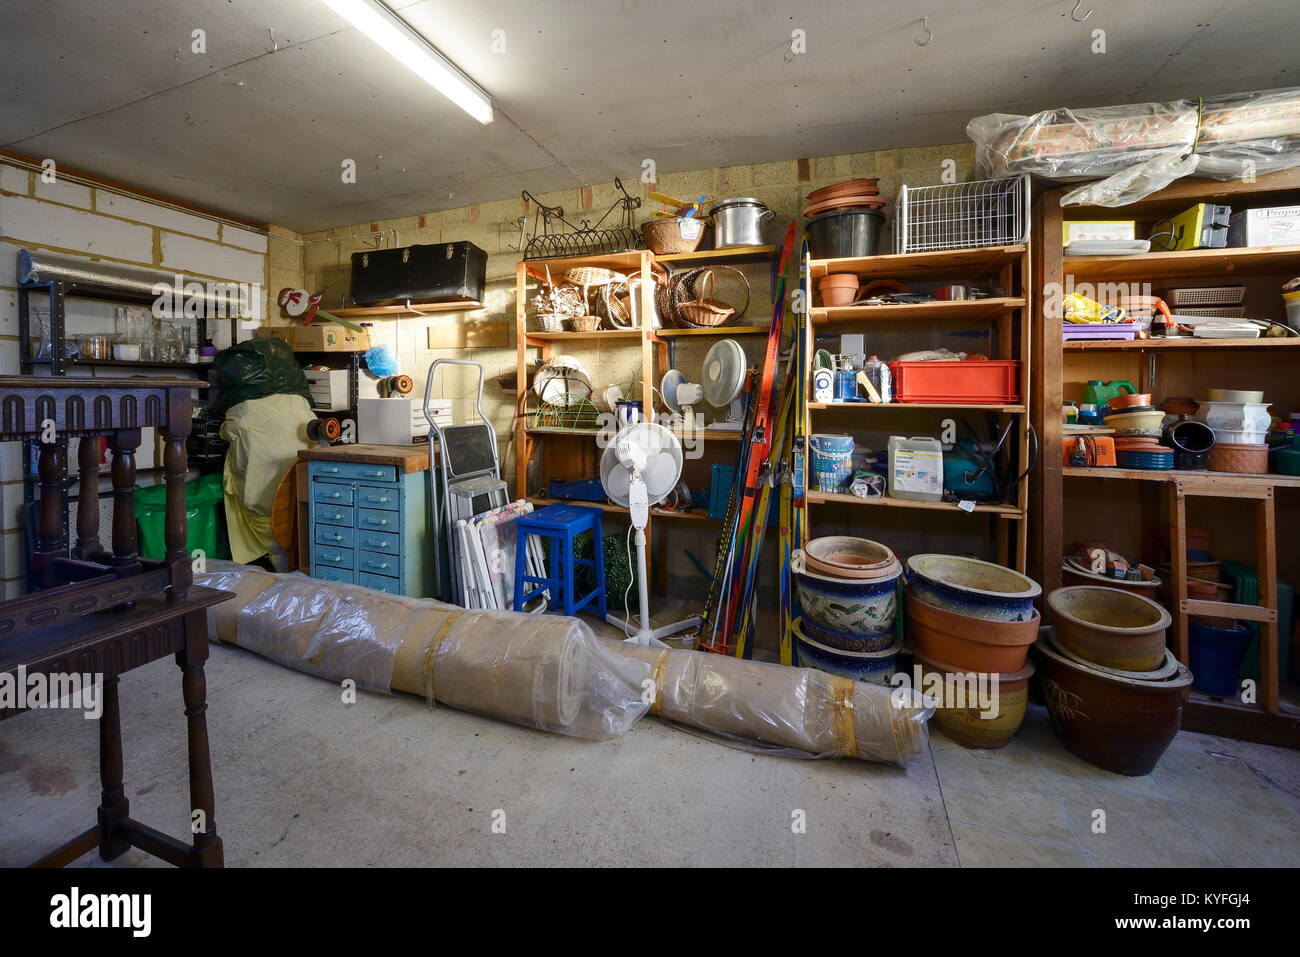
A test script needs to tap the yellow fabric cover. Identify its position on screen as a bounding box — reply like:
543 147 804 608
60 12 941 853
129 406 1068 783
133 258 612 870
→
220 393 315 563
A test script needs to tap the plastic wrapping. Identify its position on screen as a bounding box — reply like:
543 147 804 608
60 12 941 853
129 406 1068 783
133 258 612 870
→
608 641 933 767
195 562 650 741
213 337 313 411
968 87 1300 206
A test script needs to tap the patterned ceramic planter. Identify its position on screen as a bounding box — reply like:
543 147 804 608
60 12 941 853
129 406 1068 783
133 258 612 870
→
906 554 1040 622
792 550 901 637
794 618 902 684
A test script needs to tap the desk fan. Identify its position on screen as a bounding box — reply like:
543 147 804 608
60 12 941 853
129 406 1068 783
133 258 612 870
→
660 369 703 432
601 421 702 646
701 338 747 430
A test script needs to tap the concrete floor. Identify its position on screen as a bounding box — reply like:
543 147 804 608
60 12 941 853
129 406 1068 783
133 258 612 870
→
0 639 957 867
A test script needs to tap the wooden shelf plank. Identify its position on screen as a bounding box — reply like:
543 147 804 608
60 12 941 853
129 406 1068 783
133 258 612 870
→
522 251 650 279
811 401 1026 413
524 329 642 342
1063 243 1300 280
652 324 770 337
525 427 742 442
1182 599 1277 624
1063 336 1300 352
808 245 1026 282
811 297 1026 324
806 490 1023 516
654 245 777 265
1062 466 1300 489
332 300 481 317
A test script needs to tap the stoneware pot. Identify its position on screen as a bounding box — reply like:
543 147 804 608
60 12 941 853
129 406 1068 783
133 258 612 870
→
793 618 901 684
906 554 1041 622
1047 586 1171 673
802 615 898 653
792 549 901 637
804 536 901 581
904 587 1039 673
1034 627 1191 776
909 646 1035 750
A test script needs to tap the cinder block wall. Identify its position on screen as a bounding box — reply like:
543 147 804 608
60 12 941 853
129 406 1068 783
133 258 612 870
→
0 158 293 597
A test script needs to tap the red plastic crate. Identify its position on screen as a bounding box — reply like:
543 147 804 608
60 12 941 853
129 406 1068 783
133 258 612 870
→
889 360 1020 404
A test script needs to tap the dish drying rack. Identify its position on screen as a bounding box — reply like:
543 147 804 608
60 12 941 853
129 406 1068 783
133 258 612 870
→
893 175 1031 253
521 177 643 261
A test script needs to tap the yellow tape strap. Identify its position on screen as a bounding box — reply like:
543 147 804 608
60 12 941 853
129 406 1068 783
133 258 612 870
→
649 650 669 717
830 677 858 760
421 611 464 707
1191 96 1205 155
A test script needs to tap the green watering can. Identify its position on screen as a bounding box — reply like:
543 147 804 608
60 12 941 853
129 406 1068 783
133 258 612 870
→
1083 380 1136 408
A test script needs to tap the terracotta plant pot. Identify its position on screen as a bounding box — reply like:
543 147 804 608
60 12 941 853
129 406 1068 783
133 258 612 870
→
904 588 1039 673
817 273 862 307
1047 586 1171 673
909 646 1034 749
806 178 880 205
1108 392 1153 410
1034 627 1191 776
906 554 1041 622
804 536 901 580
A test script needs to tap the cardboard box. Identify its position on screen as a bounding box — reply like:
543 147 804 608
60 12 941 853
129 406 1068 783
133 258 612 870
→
255 324 372 352
1228 206 1300 247
304 369 350 411
358 397 433 445
1064 221 1135 244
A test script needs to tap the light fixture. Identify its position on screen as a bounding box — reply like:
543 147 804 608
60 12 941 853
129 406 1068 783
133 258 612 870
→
320 0 493 124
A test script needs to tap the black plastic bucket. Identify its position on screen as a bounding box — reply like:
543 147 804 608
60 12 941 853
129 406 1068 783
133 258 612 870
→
806 208 886 259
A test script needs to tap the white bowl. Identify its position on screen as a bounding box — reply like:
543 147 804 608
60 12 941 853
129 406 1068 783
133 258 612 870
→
113 343 141 361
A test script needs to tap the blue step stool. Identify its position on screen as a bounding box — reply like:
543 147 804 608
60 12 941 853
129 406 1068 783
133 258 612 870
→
513 504 607 618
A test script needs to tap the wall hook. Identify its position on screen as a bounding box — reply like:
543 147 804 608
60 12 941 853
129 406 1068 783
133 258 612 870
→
265 27 278 54
784 39 796 62
914 17 933 47
1070 1 1092 22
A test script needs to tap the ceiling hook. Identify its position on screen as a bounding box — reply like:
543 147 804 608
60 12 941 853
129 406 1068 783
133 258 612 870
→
265 27 278 54
914 17 933 47
1070 1 1092 22
784 39 796 62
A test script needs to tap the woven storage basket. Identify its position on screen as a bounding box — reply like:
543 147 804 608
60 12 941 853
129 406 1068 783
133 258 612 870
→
570 315 601 332
670 266 751 328
642 217 707 255
535 313 566 333
1207 442 1269 474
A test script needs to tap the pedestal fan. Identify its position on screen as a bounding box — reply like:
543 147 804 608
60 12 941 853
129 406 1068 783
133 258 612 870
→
601 421 702 646
701 338 747 430
660 369 703 432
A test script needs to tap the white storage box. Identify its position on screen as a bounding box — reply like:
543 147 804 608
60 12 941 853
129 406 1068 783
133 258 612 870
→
304 369 350 411
1228 206 1300 247
358 397 437 445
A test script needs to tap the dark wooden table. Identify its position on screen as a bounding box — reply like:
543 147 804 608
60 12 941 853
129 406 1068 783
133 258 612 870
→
0 375 232 867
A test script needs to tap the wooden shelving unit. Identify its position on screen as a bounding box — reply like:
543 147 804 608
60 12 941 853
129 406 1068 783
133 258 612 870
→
802 243 1033 570
1031 168 1300 734
331 299 482 317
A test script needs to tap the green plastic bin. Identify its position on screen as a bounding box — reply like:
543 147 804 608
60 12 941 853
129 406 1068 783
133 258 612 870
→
134 473 228 561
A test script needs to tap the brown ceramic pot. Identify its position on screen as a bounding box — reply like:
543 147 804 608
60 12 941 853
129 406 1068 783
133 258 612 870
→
1047 586 1171 672
806 178 880 205
803 536 900 580
909 646 1035 749
817 273 862 307
904 588 1038 673
1034 628 1191 776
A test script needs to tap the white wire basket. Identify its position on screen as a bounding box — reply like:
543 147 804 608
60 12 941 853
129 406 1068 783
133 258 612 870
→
893 174 1031 254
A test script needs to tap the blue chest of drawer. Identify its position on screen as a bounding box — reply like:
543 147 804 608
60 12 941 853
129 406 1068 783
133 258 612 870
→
303 447 432 597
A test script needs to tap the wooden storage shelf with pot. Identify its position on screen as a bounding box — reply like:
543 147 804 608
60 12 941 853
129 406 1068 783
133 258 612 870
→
802 242 1033 572
1031 168 1300 738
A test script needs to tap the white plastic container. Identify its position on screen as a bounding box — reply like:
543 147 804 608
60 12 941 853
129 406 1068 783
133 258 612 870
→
887 435 943 501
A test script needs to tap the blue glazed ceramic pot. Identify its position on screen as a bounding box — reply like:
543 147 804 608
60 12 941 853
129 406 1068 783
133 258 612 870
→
792 550 901 637
906 554 1041 622
793 618 902 684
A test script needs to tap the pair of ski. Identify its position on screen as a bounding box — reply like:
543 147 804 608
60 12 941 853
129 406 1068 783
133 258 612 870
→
698 222 804 659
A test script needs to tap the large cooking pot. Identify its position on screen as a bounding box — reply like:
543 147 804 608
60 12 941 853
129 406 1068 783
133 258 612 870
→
710 197 774 248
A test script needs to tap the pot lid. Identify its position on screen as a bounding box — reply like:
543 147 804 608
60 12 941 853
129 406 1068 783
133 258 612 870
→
709 197 767 213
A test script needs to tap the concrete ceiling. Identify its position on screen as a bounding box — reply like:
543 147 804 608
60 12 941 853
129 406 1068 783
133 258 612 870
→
2 0 1297 232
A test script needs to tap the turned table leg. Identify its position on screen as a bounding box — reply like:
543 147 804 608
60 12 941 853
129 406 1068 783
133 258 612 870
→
96 673 131 861
178 612 223 867
35 441 65 589
75 436 102 559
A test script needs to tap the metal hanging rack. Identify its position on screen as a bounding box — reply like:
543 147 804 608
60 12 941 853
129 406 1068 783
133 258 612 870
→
521 177 643 261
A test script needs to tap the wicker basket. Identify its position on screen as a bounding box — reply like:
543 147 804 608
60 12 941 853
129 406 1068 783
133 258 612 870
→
642 217 707 255
670 266 751 328
570 315 601 332
535 313 566 333
1207 442 1269 474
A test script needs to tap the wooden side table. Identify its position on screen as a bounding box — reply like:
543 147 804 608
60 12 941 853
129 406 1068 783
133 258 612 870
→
0 376 232 867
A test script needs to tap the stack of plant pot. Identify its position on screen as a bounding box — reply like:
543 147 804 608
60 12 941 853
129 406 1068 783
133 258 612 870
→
903 555 1042 748
804 178 887 259
791 537 903 684
1037 586 1192 776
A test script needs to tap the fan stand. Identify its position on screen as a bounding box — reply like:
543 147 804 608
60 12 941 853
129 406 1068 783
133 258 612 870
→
606 470 701 647
706 396 746 431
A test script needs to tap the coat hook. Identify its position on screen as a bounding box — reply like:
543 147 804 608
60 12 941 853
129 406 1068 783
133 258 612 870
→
265 27 278 54
914 17 933 47
784 39 796 62
1070 0 1092 22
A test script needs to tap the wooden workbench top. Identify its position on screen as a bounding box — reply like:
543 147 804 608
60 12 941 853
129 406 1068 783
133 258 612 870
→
298 443 430 472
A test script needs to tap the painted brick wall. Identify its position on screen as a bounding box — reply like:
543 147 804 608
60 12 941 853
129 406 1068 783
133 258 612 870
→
0 159 285 597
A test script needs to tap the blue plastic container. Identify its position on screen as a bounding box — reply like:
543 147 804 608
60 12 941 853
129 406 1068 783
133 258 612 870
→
1188 620 1252 698
810 434 854 492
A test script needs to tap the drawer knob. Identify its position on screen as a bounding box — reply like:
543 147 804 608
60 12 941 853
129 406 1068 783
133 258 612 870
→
372 541 389 548
328 492 342 499
370 562 390 570
323 467 340 473
373 496 390 503
329 554 342 562
367 518 390 526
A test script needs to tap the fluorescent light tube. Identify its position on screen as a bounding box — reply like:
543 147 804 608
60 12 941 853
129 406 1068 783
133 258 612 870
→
320 0 493 124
